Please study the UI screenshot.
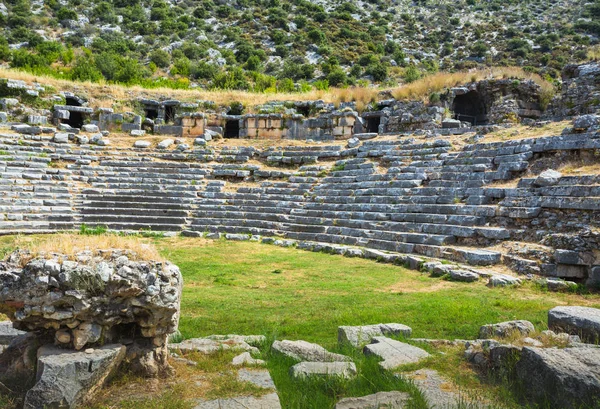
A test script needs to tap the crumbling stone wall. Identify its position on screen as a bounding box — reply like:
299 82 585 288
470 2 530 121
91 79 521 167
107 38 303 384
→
546 62 600 118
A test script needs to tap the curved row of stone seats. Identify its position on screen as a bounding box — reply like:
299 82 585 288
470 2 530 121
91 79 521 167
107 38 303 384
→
262 145 354 165
499 175 600 211
72 159 212 232
188 157 504 265
217 146 259 163
0 135 78 232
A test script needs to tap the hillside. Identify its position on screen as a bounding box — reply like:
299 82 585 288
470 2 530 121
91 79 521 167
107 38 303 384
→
0 0 599 92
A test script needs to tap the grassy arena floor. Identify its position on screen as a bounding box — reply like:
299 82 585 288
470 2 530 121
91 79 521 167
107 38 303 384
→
1 235 599 408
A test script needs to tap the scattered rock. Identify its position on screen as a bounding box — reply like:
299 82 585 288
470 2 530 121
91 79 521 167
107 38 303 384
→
130 130 145 137
347 137 360 148
134 140 151 148
363 337 430 370
272 340 351 362
572 114 600 131
53 132 69 143
290 362 357 379
449 270 479 282
158 139 174 149
338 324 412 347
335 391 409 409
479 320 535 339
82 124 99 133
232 352 265 366
534 169 562 187
23 344 126 409
487 274 521 287
548 306 600 343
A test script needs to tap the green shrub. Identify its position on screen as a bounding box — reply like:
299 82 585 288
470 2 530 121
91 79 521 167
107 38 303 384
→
150 49 171 68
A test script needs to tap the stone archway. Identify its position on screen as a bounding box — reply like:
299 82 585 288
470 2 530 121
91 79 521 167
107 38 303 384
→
452 91 489 125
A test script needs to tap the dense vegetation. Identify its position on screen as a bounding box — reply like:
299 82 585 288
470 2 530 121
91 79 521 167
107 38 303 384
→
0 0 598 91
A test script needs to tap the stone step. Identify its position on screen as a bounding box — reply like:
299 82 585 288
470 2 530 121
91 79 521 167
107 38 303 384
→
80 214 186 225
80 207 189 217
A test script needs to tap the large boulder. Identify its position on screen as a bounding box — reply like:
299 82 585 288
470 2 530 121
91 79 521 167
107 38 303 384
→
515 347 600 408
24 344 126 409
338 323 412 347
272 340 351 362
0 250 183 377
548 306 600 343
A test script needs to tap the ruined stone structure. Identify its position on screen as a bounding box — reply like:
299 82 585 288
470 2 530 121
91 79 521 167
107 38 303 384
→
0 63 599 286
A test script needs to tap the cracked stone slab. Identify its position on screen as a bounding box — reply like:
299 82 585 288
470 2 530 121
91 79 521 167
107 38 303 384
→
272 340 351 362
338 324 412 347
363 337 430 370
169 337 259 355
194 393 281 409
404 369 462 409
335 391 410 408
290 362 357 379
237 368 275 389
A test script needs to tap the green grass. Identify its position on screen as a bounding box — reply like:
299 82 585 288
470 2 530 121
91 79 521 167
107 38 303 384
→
159 239 598 346
1 235 599 409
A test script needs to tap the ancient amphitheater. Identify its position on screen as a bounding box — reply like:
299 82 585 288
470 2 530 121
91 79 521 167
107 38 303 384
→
0 63 600 409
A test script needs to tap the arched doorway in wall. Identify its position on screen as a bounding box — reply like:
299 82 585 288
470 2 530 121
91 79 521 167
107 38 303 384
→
452 91 489 125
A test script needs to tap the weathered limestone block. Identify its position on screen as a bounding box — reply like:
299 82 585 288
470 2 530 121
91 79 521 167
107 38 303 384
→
548 306 600 342
335 391 409 409
516 347 600 409
363 337 430 369
0 250 182 377
338 324 412 347
272 340 351 362
23 344 126 409
290 362 357 379
479 320 535 339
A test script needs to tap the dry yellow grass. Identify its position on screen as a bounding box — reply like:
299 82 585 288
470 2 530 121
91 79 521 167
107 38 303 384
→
8 233 164 261
391 67 555 102
1 66 554 112
480 120 571 143
559 161 600 176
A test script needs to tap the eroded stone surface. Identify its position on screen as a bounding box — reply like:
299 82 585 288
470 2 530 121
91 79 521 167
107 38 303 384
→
0 321 25 344
290 362 357 379
363 337 430 370
24 344 126 409
516 347 600 409
0 250 183 377
479 320 535 339
272 340 351 362
338 324 412 347
237 368 275 389
170 337 259 355
335 391 409 409
194 393 281 409
548 306 600 342
232 352 266 366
